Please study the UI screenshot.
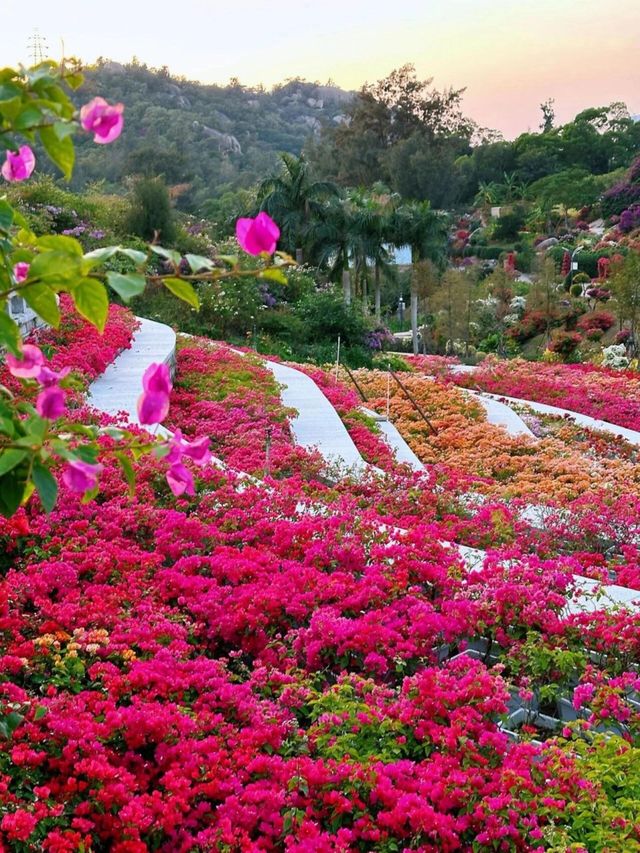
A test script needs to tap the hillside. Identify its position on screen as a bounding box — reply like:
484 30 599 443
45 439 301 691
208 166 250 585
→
68 60 354 210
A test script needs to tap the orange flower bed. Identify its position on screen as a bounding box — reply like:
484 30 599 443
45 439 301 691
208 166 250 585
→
348 370 640 504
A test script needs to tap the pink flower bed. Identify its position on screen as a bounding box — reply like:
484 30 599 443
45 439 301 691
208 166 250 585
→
2 327 640 849
456 358 640 431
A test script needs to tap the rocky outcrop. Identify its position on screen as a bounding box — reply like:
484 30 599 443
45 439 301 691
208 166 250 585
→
192 121 242 155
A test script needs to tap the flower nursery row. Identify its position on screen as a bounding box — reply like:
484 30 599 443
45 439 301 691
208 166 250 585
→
453 357 640 432
3 316 640 850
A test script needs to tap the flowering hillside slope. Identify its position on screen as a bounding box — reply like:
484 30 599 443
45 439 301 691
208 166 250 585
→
2 325 640 851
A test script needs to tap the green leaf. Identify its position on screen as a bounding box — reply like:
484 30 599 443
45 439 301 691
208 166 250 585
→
260 268 287 285
115 451 136 496
32 461 58 513
0 96 22 122
0 312 21 355
217 254 238 266
0 449 28 477
15 104 43 130
37 234 83 255
118 247 148 265
149 245 181 265
34 706 48 721
65 71 84 90
185 253 214 272
0 470 27 517
39 125 74 180
52 120 76 141
29 250 82 286
83 246 118 269
106 272 146 302
70 279 108 331
162 277 199 309
23 284 61 326
0 199 14 231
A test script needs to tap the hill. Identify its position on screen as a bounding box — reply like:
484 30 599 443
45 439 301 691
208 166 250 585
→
68 60 354 210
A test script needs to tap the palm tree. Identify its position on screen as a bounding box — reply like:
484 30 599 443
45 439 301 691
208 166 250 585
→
256 153 339 263
306 195 356 304
391 201 447 354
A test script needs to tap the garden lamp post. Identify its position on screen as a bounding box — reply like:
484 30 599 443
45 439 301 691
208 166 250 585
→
569 245 584 290
397 296 405 328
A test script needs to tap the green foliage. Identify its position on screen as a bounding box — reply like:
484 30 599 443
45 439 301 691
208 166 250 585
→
125 176 176 243
492 207 527 241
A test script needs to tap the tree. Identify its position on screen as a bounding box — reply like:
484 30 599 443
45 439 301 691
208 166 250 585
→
126 176 176 242
391 202 447 354
539 98 555 133
256 153 338 263
610 253 640 344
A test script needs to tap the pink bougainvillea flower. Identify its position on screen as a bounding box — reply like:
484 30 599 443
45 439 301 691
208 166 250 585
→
36 365 71 387
36 385 66 419
137 362 172 425
12 262 30 283
142 362 172 396
62 459 104 494
166 462 195 497
1 146 35 182
80 97 124 144
138 392 170 425
235 212 280 255
166 429 212 467
5 344 44 379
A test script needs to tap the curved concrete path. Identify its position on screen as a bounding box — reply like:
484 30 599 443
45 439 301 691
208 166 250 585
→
481 392 640 447
88 317 176 436
465 390 536 439
265 361 368 473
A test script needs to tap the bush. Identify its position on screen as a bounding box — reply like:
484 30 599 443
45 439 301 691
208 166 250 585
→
492 208 527 241
475 245 514 260
577 311 615 334
549 330 582 358
126 177 176 243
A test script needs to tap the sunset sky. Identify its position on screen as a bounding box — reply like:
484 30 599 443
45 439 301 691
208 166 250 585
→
1 0 638 137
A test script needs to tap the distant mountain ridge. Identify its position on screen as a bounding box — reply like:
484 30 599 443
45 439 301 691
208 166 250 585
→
70 60 354 210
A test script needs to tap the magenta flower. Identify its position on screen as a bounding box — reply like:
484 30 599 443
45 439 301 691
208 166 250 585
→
62 459 104 494
236 212 280 255
5 344 44 379
166 462 195 497
36 385 66 419
13 262 30 283
142 362 172 396
80 97 124 144
167 429 212 467
1 146 35 182
36 365 71 387
137 362 172 426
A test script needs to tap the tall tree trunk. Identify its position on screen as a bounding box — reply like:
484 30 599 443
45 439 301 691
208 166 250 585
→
362 267 369 314
374 263 381 323
342 269 352 306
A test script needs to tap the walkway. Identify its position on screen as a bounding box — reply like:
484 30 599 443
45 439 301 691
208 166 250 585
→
264 360 367 473
481 392 640 447
87 317 176 436
465 390 535 439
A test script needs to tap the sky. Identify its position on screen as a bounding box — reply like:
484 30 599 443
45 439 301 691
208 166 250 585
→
2 0 639 138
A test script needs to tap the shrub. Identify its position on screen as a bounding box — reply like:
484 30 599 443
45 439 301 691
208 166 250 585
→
577 312 615 334
125 176 176 243
549 330 582 358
